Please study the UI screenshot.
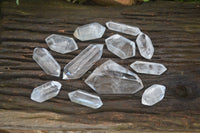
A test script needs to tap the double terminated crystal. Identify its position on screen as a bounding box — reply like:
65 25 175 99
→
85 60 143 94
63 44 104 79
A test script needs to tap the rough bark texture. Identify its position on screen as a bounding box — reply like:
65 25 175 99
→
0 0 200 132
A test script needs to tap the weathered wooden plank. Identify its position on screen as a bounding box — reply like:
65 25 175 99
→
0 0 200 132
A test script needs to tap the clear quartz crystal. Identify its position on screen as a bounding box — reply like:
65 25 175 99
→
85 59 143 94
68 90 103 109
105 34 135 59
136 33 154 59
31 81 62 103
45 34 78 54
130 61 167 75
106 21 141 36
63 44 104 79
33 48 61 77
74 22 106 41
142 84 166 106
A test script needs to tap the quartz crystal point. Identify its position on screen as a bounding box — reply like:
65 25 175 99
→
85 60 144 94
68 90 103 109
105 34 136 59
106 21 141 36
31 81 62 103
142 84 166 106
45 34 78 54
136 33 154 59
63 44 104 79
130 61 167 75
33 48 61 77
74 22 106 41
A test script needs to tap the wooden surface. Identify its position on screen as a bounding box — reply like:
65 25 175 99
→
0 0 200 132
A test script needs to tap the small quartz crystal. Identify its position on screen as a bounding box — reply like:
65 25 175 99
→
74 22 106 41
105 34 136 59
85 59 143 94
142 84 166 106
68 90 103 109
45 34 78 54
130 61 167 75
31 81 62 103
33 48 61 77
63 44 104 79
136 33 154 59
106 21 141 36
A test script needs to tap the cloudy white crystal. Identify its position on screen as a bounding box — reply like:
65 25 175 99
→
105 34 136 59
142 84 166 106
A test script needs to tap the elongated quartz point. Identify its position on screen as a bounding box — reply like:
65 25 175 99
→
136 33 154 59
31 81 62 103
68 90 103 109
85 60 144 94
106 21 141 36
130 61 167 75
142 84 166 106
33 48 61 77
63 44 104 79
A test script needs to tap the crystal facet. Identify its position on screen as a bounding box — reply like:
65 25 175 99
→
106 21 141 36
31 81 62 103
68 90 103 109
63 44 104 79
142 84 166 106
74 22 106 41
136 33 154 59
33 48 61 77
85 60 143 94
45 34 78 54
105 34 136 59
130 61 167 75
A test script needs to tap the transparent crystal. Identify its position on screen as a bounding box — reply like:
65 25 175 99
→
31 81 62 103
85 60 143 94
136 33 154 59
106 21 141 36
142 84 166 106
130 61 167 75
45 34 78 54
63 44 104 79
105 34 135 59
33 48 61 77
74 22 106 41
68 90 103 109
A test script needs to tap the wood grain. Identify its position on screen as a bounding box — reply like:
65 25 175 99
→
0 0 200 132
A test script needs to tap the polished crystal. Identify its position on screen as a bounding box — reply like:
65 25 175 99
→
74 22 106 41
31 81 61 103
136 33 154 59
85 60 143 94
63 44 104 79
106 21 141 36
68 90 103 109
105 34 135 59
130 61 167 75
142 84 166 106
33 48 61 77
45 34 78 54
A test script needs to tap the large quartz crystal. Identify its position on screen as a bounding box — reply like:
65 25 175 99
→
74 22 106 41
130 61 167 75
45 34 78 54
63 44 104 79
68 90 103 109
136 33 154 59
33 48 61 77
85 60 143 94
106 21 141 36
142 84 166 106
31 81 62 103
